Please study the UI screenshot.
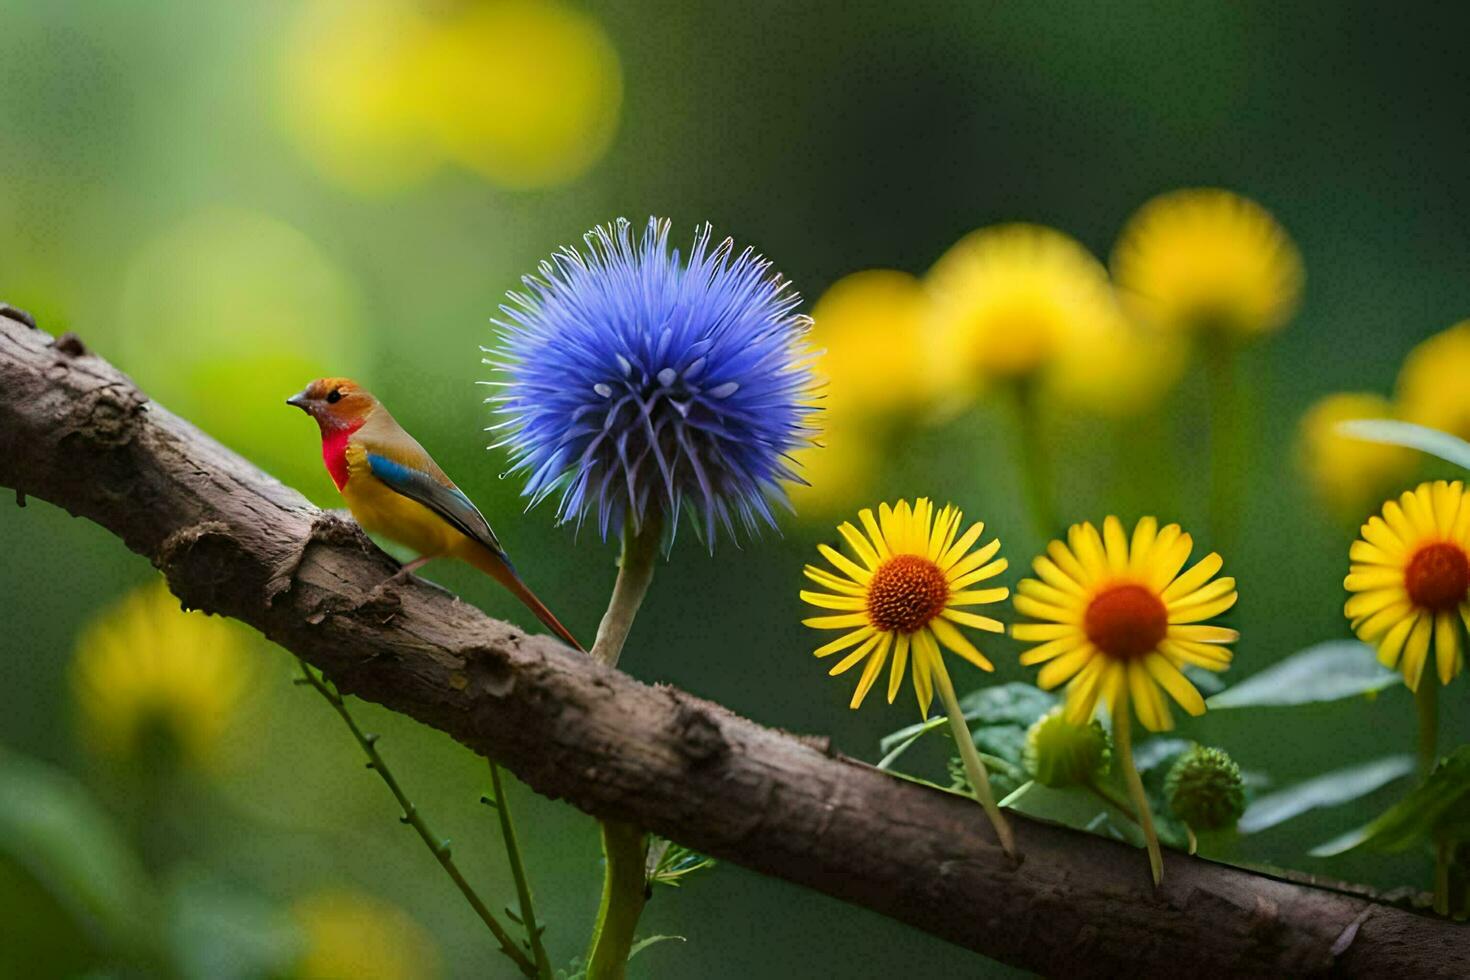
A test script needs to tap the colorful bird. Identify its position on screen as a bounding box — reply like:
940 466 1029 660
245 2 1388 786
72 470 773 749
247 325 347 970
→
287 377 582 650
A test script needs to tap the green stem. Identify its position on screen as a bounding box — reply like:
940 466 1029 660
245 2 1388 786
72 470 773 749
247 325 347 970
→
1416 679 1439 776
1085 776 1139 823
1114 707 1163 886
1435 836 1451 916
295 660 536 978
935 663 1016 858
585 820 649 980
590 512 663 669
1204 333 1242 549
1010 378 1058 540
489 761 553 979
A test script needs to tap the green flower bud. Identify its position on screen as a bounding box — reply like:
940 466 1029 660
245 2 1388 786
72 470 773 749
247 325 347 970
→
1023 707 1111 788
1165 746 1245 831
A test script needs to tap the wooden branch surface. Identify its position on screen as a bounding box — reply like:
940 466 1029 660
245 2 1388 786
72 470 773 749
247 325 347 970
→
1 312 1463 978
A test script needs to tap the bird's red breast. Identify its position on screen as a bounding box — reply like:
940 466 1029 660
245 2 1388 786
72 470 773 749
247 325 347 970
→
321 419 365 490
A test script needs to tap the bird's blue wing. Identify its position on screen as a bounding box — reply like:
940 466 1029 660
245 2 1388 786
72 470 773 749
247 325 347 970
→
366 452 508 559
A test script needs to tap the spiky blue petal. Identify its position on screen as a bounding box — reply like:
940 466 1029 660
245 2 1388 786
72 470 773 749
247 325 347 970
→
489 217 817 547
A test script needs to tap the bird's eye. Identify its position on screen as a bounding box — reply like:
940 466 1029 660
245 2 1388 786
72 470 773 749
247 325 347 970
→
326 389 342 404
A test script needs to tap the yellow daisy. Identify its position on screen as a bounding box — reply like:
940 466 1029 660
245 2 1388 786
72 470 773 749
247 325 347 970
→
1112 188 1302 340
1396 321 1470 442
1345 480 1470 691
801 498 1008 713
926 223 1121 393
1013 516 1237 884
801 498 1015 857
1013 517 1238 731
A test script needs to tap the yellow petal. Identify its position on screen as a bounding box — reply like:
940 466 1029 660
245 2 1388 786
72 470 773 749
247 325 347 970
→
945 539 1002 581
1012 622 1078 641
911 627 938 716
1166 591 1238 624
1047 539 1091 588
1069 522 1108 577
1435 611 1460 687
1145 531 1194 592
948 587 1010 607
1013 594 1079 623
1402 614 1433 690
1159 638 1232 671
1168 624 1239 645
1129 516 1159 574
800 590 865 611
829 632 882 675
1161 553 1224 602
1354 600 1414 643
1018 636 1088 666
1348 539 1398 567
1062 656 1108 725
858 508 890 561
1144 653 1206 716
1033 554 1086 595
1037 645 1094 689
938 521 984 570
949 558 1007 589
1343 588 1404 621
1129 661 1172 732
1016 577 1075 607
814 626 876 658
1342 567 1404 592
803 612 870 630
1165 576 1236 611
930 616 994 672
887 632 910 704
817 543 872 584
1102 516 1130 572
849 633 892 709
803 565 865 595
1360 516 1404 554
1373 615 1416 669
941 608 1005 632
838 521 880 570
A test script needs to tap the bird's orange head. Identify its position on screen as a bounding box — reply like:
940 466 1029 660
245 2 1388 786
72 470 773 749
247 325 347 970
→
286 377 378 431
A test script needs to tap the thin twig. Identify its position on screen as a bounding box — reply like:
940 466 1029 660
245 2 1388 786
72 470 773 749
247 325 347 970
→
295 660 537 978
489 761 553 979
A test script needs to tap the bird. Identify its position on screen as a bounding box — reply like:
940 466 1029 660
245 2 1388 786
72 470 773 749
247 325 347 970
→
287 377 583 650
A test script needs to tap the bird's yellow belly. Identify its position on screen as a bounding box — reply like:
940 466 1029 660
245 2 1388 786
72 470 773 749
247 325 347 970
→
341 474 462 558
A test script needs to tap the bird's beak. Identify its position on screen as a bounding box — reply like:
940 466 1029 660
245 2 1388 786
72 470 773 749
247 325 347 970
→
286 389 311 411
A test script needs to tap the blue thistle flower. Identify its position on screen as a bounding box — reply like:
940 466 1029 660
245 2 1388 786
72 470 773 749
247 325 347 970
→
487 217 818 546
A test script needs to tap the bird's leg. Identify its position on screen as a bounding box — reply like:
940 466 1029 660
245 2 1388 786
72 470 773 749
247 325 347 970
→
392 555 434 582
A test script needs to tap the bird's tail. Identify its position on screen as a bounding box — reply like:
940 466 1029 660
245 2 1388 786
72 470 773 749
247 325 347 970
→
464 545 585 652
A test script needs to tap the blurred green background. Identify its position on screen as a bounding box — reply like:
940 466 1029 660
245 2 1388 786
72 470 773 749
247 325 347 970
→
3 1 1469 977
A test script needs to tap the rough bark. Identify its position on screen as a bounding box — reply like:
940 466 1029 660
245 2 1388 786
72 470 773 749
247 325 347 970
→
1 311 1464 978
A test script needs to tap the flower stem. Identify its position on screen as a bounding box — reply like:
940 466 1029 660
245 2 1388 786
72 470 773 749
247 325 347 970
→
1204 332 1242 550
294 660 537 978
489 761 553 979
584 819 649 980
1416 679 1439 775
1010 378 1058 540
934 663 1016 859
1085 776 1139 823
1435 836 1452 916
591 513 663 669
1113 707 1163 886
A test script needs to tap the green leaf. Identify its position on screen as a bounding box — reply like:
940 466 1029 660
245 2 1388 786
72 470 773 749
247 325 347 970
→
1337 418 1470 471
878 683 1055 763
1240 754 1415 834
0 750 163 976
1311 748 1470 856
627 935 685 963
1208 641 1399 709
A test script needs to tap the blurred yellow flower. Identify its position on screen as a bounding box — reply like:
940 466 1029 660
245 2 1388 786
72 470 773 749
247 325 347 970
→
810 269 932 418
1298 392 1417 521
71 580 253 770
1112 188 1302 340
926 224 1121 396
1397 320 1470 441
279 0 440 193
1050 319 1188 418
115 206 368 499
291 889 439 980
417 0 623 190
278 0 621 192
789 270 930 516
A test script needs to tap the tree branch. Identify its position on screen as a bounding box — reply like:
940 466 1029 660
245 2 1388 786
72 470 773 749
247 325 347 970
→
0 311 1461 978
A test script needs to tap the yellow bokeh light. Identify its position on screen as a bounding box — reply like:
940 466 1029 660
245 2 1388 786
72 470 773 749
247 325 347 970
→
291 888 439 980
1396 320 1470 442
1297 392 1417 522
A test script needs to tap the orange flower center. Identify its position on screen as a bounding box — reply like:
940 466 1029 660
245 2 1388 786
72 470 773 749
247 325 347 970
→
866 554 949 633
1405 541 1470 612
1084 583 1167 660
